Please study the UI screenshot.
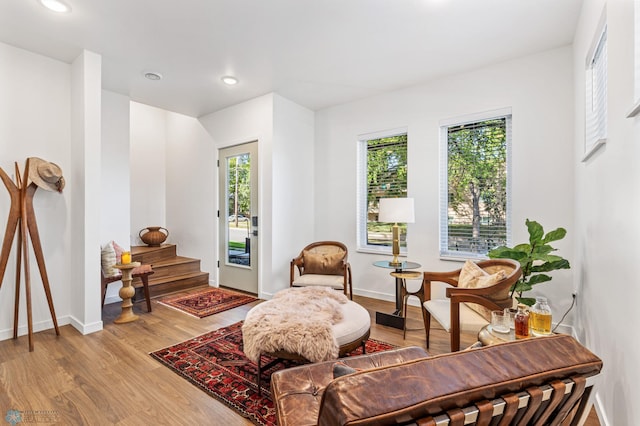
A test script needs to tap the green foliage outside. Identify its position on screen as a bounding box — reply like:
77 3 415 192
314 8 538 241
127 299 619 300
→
227 154 251 223
228 241 246 250
366 134 408 246
488 219 571 306
447 119 507 254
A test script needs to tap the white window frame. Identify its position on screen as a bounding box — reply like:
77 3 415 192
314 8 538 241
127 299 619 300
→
356 127 409 254
583 10 607 161
439 108 512 260
629 1 640 117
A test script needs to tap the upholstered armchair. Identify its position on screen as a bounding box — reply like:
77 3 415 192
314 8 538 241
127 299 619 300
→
290 241 353 299
421 258 522 352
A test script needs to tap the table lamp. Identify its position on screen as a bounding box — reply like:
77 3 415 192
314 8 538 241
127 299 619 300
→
378 197 415 267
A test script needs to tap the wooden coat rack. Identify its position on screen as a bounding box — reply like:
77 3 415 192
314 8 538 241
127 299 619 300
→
0 159 60 351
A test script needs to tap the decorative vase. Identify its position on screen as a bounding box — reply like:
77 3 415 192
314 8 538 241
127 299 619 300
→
139 226 169 247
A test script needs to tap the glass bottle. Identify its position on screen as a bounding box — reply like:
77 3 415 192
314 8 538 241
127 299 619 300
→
530 297 552 336
514 303 530 339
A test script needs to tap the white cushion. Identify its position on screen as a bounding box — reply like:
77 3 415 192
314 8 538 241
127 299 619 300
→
292 274 344 289
424 299 489 333
100 241 118 278
333 301 370 346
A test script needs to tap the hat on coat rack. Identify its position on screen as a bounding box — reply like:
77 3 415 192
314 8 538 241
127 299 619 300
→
27 157 65 193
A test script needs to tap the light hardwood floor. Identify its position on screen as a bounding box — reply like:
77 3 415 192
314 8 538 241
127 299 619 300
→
0 289 599 425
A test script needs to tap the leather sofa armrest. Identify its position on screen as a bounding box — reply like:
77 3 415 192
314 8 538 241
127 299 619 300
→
271 346 429 426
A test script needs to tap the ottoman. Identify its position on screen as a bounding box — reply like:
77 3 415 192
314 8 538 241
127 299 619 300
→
242 287 371 393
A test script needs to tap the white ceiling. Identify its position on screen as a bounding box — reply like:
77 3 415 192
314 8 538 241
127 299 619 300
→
0 0 583 118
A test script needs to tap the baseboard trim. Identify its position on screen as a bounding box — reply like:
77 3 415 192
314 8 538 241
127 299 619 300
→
68 315 103 335
0 315 71 342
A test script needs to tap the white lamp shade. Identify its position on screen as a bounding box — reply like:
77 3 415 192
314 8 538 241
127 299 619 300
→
378 197 415 223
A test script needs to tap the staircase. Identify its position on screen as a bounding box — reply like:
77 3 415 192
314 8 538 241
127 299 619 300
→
130 244 209 300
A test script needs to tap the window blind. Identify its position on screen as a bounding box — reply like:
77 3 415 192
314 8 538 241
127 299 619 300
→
357 129 408 251
439 112 512 259
585 25 607 150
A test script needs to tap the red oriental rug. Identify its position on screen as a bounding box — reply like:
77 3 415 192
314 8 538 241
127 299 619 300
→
158 287 257 318
150 321 395 426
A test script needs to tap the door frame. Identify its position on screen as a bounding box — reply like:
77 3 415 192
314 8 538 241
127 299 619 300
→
217 140 259 294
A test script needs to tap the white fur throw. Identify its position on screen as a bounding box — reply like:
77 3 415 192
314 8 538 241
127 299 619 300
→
242 287 348 363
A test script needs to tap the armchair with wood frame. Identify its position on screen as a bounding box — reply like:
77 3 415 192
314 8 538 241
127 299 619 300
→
290 241 353 300
421 258 522 352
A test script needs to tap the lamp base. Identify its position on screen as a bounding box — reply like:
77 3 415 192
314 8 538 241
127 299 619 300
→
389 224 402 267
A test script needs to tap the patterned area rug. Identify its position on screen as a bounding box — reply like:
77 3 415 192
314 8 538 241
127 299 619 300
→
150 321 395 426
158 287 257 318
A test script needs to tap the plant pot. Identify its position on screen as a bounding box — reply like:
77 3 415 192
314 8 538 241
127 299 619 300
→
139 226 169 247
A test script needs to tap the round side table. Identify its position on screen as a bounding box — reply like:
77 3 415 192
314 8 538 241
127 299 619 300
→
372 261 421 330
390 270 424 338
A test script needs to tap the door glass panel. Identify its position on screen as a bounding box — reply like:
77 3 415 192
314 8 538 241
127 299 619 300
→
226 153 251 266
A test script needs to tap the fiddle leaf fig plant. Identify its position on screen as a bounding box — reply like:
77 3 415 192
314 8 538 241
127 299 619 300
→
488 219 570 306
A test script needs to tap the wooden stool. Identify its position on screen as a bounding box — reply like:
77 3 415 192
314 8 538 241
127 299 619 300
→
391 270 425 338
101 264 154 313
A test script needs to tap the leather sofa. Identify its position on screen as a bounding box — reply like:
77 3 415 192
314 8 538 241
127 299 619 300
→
270 334 602 426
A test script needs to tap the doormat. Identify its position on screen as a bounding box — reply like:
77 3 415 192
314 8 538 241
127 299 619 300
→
150 321 395 426
158 287 257 318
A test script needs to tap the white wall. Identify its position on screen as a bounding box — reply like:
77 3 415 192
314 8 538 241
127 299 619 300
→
0 41 72 340
0 43 103 340
272 94 315 290
573 1 639 424
101 91 131 247
130 102 167 245
199 93 316 298
165 111 216 283
314 47 576 318
199 94 275 297
101 90 131 303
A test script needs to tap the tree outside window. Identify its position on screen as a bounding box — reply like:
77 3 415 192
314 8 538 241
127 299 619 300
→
358 131 408 250
441 114 511 258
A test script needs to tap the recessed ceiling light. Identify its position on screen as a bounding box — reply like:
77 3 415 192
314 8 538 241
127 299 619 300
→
143 72 163 81
38 0 72 13
221 76 238 86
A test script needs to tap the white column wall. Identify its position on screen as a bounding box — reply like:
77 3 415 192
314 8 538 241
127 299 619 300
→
69 50 102 334
573 1 640 424
0 41 72 339
314 47 575 317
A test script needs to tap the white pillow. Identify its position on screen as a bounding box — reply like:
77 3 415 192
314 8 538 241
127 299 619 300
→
457 260 506 321
101 241 118 278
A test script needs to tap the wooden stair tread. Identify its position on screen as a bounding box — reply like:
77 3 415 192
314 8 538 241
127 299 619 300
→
145 256 200 267
141 271 209 286
128 244 209 301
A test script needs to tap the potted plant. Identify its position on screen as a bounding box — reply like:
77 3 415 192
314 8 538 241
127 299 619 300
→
487 219 570 306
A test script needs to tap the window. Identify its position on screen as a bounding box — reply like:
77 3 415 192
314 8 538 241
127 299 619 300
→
440 110 511 259
584 13 607 160
357 128 408 252
630 1 640 117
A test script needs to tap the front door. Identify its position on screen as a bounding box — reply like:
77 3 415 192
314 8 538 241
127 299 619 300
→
218 141 258 294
